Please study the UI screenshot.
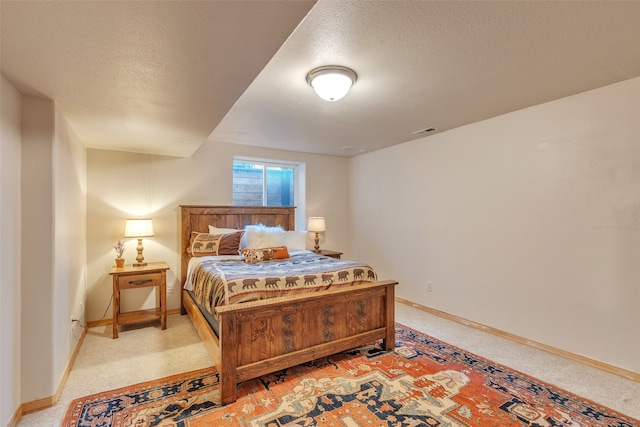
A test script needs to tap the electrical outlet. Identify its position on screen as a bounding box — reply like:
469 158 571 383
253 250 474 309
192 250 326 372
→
427 281 433 293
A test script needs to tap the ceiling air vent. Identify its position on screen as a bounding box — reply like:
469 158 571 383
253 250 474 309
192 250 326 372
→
412 127 438 136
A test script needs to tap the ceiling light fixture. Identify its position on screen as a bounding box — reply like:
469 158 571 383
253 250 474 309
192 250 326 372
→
306 66 357 102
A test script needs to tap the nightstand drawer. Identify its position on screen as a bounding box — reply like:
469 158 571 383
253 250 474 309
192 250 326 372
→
118 272 162 289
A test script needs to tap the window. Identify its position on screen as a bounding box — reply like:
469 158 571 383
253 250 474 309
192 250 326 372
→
232 159 296 206
233 157 306 229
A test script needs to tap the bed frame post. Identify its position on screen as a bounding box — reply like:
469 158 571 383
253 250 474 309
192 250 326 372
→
218 312 238 405
383 282 396 350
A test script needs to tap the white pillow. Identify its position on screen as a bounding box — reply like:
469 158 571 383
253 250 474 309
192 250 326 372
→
284 230 308 251
209 225 242 235
243 224 286 249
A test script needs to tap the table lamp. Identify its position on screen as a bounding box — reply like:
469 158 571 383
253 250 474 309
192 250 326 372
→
307 217 326 253
124 218 154 266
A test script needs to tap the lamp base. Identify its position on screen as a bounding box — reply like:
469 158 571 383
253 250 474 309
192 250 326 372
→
134 238 147 267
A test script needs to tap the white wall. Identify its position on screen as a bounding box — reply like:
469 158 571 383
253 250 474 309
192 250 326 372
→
20 96 55 402
19 95 87 404
86 141 349 321
350 77 640 374
53 107 87 391
0 75 22 426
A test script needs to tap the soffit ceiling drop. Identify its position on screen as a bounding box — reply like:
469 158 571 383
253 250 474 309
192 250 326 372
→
0 1 315 157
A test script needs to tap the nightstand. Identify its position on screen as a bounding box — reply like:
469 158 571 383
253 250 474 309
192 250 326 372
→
109 261 169 339
318 250 343 259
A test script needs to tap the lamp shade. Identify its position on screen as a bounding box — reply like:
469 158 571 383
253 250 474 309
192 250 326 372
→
307 217 326 232
306 66 357 102
124 219 154 237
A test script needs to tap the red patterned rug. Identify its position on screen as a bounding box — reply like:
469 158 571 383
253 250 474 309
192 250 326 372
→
62 324 638 426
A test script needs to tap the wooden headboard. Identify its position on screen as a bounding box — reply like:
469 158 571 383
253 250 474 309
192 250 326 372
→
179 205 296 308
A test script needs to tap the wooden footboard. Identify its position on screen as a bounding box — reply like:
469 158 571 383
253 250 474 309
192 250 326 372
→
183 279 397 405
179 205 398 405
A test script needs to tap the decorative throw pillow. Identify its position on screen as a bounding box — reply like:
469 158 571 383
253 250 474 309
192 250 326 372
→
284 230 308 251
242 246 289 263
270 246 289 259
189 231 245 256
243 224 286 249
190 232 222 257
217 230 245 255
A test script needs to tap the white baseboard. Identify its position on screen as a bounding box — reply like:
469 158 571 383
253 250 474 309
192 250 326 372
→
15 324 88 423
396 297 639 382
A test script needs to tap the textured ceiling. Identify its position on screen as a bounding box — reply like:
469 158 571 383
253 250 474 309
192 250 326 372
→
211 0 640 157
0 1 315 157
2 1 640 158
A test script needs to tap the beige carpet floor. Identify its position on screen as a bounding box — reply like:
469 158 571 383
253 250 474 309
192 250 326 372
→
17 302 639 426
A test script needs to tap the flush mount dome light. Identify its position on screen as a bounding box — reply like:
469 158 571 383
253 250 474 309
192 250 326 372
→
306 65 357 101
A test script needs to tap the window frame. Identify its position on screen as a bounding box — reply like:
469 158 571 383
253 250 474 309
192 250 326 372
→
232 156 306 230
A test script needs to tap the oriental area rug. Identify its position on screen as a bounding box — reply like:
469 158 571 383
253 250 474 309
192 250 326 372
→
62 324 638 427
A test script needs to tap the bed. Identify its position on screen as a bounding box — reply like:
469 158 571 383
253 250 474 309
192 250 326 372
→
179 205 398 405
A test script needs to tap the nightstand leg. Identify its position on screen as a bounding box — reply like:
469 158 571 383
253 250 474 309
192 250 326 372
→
112 276 119 339
160 270 167 330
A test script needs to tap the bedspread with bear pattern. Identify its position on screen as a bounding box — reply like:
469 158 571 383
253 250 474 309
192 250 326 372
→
188 251 377 317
